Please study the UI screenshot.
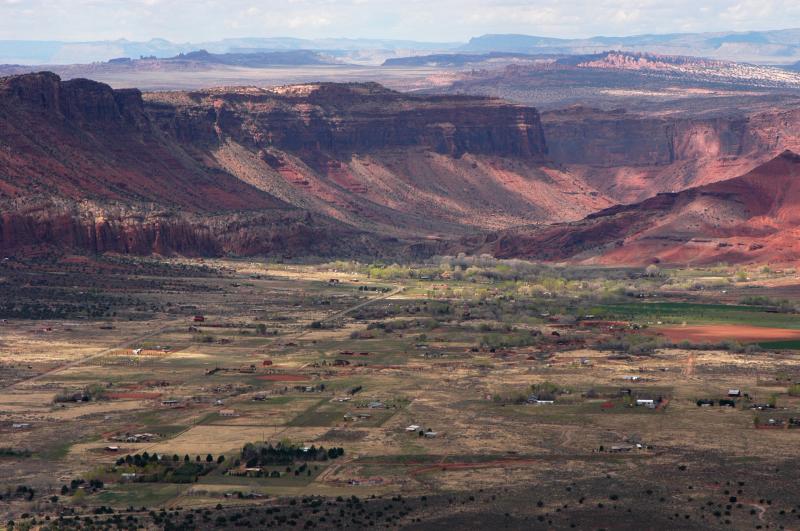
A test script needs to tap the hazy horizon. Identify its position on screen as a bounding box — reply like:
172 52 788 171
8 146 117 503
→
2 0 800 43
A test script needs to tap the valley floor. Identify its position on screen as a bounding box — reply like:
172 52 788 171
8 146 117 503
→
2 256 800 529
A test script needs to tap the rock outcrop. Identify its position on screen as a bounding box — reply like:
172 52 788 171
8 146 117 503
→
541 106 800 202
149 83 549 160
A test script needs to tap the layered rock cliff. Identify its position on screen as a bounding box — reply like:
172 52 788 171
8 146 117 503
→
146 82 549 160
0 72 579 257
541 106 800 202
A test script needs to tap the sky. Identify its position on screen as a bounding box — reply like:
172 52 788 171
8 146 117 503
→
2 0 800 43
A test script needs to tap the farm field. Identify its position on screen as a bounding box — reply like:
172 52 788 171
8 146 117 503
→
3 256 800 528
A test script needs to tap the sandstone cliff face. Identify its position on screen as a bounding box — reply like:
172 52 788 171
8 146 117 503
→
541 106 800 202
147 83 549 161
0 211 220 256
0 73 561 257
0 72 145 125
542 108 800 167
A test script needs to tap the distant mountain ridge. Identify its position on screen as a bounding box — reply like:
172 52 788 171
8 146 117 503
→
4 28 800 66
462 29 800 64
0 37 460 66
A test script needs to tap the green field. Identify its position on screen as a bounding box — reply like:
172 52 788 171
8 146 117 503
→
592 302 800 327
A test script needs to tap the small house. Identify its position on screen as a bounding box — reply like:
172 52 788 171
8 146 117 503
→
105 446 120 452
728 389 742 397
193 315 205 322
220 409 236 417
636 399 656 408
406 424 420 432
12 423 30 429
367 401 385 409
696 399 714 407
161 399 180 408
423 431 438 438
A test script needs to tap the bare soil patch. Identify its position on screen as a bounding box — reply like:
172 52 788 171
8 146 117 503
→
656 324 800 342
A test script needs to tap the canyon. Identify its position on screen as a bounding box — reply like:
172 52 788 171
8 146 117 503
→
3 70 800 263
0 72 591 258
473 151 800 265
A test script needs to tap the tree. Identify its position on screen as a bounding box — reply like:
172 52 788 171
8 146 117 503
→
206 454 214 463
217 455 225 464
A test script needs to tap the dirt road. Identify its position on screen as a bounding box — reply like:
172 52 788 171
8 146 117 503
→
2 320 182 391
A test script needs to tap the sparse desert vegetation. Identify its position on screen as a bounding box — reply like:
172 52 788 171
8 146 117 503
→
2 254 800 528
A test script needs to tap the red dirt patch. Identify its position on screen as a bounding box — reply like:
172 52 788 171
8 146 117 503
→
256 374 309 382
656 325 800 343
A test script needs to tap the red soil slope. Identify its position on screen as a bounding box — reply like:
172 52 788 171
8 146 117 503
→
474 151 800 265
